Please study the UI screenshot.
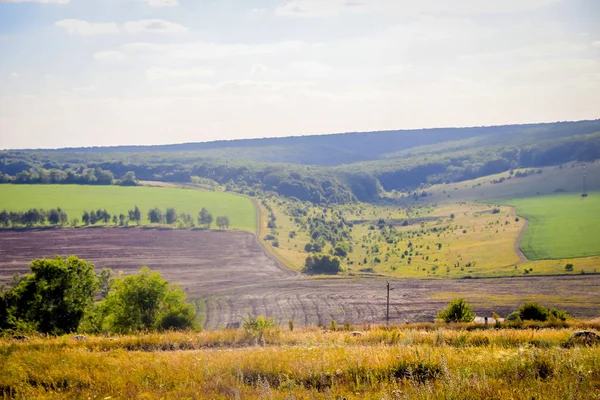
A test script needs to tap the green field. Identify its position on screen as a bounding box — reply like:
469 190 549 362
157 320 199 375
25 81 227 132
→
501 192 600 260
0 184 256 232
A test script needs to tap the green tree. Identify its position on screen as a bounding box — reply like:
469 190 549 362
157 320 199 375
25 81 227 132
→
304 254 342 275
82 211 90 225
0 256 98 334
47 208 60 225
198 208 213 229
98 268 115 298
334 241 350 257
437 298 475 323
119 171 138 186
216 215 230 230
103 267 195 333
166 208 178 225
0 210 9 227
148 208 164 224
128 206 141 225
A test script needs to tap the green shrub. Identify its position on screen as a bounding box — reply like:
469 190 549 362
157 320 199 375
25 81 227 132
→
518 302 549 321
437 298 475 323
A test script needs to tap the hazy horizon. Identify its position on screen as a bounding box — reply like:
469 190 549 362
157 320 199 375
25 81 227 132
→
1 0 599 150
3 117 600 151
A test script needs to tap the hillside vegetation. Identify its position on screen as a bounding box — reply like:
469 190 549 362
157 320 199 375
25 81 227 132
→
2 120 599 204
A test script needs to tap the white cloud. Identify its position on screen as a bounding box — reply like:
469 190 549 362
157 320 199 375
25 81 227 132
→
0 0 69 3
10 72 19 78
276 0 561 18
289 61 333 78
93 50 125 61
123 19 188 34
148 0 179 7
592 41 600 48
55 19 119 35
55 19 188 35
122 40 308 59
146 67 215 80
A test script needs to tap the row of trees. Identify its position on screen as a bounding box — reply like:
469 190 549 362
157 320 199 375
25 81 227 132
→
147 207 230 229
0 257 195 335
0 208 68 227
0 167 138 187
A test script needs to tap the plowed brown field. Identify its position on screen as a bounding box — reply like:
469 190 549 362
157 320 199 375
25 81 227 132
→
1 229 598 329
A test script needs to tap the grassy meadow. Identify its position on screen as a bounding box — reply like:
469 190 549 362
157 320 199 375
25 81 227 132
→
1 324 599 399
260 196 600 278
262 199 523 277
0 184 256 232
501 192 600 260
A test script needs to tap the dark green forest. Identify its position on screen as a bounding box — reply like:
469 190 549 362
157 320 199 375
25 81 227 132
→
1 120 599 204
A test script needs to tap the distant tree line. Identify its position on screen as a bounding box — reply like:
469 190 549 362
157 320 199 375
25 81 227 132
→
2 121 599 204
0 208 68 227
0 167 138 187
0 205 230 230
0 257 196 335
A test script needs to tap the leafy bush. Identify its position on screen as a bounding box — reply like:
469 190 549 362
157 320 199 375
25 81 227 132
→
304 254 342 275
437 298 475 323
518 302 549 321
565 263 574 272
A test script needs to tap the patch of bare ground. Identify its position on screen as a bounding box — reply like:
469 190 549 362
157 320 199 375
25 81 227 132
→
1 229 598 329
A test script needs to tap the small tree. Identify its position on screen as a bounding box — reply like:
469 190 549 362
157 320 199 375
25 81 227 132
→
119 171 138 186
82 211 90 226
102 267 196 333
128 206 141 225
198 208 213 229
565 263 574 272
216 216 230 230
437 298 475 323
148 208 164 224
118 213 127 226
165 208 177 225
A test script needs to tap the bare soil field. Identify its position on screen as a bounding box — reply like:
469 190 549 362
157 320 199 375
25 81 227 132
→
1 229 598 330
0 228 295 293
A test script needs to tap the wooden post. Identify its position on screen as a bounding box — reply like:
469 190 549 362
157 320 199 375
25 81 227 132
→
386 281 390 324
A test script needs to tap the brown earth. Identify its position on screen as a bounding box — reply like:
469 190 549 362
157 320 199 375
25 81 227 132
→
1 229 598 330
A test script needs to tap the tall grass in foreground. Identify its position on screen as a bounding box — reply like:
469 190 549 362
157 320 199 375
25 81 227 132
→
0 324 599 399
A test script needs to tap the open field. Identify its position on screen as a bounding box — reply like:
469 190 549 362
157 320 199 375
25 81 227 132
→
2 229 599 330
259 197 600 278
0 184 255 231
0 229 293 293
499 192 600 260
1 326 600 399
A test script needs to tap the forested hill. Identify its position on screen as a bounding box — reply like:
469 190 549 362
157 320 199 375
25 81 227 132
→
2 119 600 204
13 119 600 167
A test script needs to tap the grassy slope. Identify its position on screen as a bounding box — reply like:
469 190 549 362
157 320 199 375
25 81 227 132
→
0 184 256 232
419 161 600 205
500 192 600 260
1 325 600 399
262 197 600 278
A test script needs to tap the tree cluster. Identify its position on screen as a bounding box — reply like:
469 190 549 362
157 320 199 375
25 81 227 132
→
304 254 342 275
0 257 196 335
0 208 68 227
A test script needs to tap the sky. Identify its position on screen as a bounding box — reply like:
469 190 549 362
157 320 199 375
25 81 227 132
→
0 0 599 149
